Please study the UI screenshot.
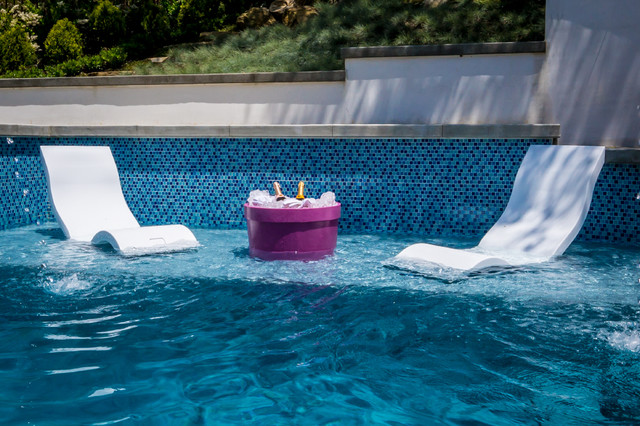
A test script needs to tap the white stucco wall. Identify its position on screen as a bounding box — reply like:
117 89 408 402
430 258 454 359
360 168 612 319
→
0 81 347 126
343 54 545 125
541 0 640 146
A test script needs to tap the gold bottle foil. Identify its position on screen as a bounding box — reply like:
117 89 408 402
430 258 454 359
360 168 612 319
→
296 181 305 200
273 182 286 201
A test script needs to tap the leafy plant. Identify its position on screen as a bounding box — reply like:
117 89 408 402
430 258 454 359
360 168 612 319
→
176 0 206 40
37 0 92 45
88 0 125 49
46 46 127 76
0 24 37 74
123 0 171 56
1 2 41 31
0 8 11 33
44 18 83 64
1 46 127 78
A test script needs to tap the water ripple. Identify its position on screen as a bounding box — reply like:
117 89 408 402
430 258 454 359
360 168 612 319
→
88 387 124 398
50 346 112 353
46 366 101 375
44 314 122 328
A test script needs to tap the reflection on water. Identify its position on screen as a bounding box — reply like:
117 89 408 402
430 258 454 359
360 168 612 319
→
0 224 639 424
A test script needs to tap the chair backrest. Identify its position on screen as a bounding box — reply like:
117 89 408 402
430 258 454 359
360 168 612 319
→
478 145 605 258
40 146 139 241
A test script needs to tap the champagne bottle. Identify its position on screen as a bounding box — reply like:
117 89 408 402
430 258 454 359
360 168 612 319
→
296 181 305 200
273 181 286 201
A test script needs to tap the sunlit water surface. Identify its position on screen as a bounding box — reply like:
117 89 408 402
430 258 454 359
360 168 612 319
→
1 225 640 424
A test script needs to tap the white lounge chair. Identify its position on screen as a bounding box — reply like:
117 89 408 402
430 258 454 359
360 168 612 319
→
394 145 606 272
40 145 199 255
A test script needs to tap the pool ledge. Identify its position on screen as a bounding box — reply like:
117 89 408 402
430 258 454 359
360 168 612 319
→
0 124 560 139
604 148 640 164
341 41 546 59
0 70 345 88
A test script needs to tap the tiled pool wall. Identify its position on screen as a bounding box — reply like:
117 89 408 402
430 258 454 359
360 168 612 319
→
1 136 639 243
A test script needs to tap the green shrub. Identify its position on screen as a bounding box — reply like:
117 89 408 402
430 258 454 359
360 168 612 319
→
43 46 128 77
1 66 46 78
126 0 171 51
2 46 127 78
161 0 258 31
176 0 206 40
44 18 83 64
176 0 235 40
0 11 8 33
1 2 41 34
0 25 37 74
142 2 171 43
89 0 125 48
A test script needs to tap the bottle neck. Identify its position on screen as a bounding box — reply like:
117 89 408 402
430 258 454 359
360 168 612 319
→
296 181 305 200
273 182 286 201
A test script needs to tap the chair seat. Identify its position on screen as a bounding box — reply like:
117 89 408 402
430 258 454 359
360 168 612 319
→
92 225 199 256
395 243 510 271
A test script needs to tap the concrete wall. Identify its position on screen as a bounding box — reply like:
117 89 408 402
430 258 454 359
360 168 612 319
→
541 0 640 146
0 80 347 126
343 53 545 125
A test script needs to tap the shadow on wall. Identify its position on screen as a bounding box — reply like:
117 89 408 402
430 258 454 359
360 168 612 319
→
539 0 640 147
342 55 546 125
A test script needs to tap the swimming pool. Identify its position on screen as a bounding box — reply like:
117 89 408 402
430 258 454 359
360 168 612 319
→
1 225 640 424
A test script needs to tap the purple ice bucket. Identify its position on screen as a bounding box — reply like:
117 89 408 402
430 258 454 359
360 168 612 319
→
244 203 341 261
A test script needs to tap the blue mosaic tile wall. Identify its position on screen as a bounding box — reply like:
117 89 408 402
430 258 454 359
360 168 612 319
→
1 136 638 244
580 163 640 243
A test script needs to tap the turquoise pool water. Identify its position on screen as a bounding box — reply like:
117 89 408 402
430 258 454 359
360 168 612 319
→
1 225 640 424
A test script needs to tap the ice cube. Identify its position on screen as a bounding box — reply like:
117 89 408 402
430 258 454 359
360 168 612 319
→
265 199 285 208
247 189 273 206
301 198 316 208
317 192 336 207
284 198 304 208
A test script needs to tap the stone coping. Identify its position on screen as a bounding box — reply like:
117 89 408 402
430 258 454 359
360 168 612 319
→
0 124 559 139
341 41 546 59
0 70 345 88
605 148 640 164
